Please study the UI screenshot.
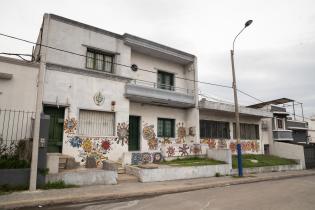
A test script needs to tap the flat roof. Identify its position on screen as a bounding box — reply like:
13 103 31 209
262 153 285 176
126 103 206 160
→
248 98 294 109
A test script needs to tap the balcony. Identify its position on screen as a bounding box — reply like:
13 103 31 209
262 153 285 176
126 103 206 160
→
125 80 195 108
287 120 308 130
273 130 293 141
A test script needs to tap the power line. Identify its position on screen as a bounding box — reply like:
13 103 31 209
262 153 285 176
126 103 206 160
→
0 31 292 111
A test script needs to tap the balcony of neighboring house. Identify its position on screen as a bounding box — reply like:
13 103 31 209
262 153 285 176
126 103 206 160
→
287 120 309 130
273 130 293 141
125 79 195 108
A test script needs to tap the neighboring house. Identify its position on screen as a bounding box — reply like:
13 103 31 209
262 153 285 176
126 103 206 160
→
0 56 39 145
307 116 315 143
34 14 199 166
199 98 273 154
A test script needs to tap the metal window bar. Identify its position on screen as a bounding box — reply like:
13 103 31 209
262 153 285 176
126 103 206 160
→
0 109 35 148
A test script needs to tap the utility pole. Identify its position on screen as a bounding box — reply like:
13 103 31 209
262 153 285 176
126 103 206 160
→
29 15 48 191
230 20 253 177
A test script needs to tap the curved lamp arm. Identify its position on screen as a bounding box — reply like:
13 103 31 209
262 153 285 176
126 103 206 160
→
232 20 253 52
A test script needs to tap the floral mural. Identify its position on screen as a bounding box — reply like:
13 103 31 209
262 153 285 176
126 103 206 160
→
201 139 216 149
166 146 176 157
115 122 129 146
143 123 158 150
179 144 190 156
131 152 163 165
66 136 114 167
64 117 78 135
176 122 186 143
190 144 201 155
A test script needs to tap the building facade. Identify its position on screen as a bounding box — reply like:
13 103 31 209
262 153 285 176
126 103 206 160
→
34 14 199 166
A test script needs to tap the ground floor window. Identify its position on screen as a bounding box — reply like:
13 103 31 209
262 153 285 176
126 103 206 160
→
200 120 230 139
79 110 115 136
233 123 259 140
157 118 175 137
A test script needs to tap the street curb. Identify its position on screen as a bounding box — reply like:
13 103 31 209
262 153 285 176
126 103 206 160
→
1 171 315 209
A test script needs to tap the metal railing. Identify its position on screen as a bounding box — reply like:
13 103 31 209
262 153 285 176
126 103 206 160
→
128 79 195 95
0 109 35 146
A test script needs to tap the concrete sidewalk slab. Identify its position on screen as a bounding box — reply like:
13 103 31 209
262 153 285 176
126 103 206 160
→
1 170 314 209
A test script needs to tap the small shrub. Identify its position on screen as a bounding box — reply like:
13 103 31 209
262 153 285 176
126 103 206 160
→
42 180 78 190
215 172 221 177
0 158 30 169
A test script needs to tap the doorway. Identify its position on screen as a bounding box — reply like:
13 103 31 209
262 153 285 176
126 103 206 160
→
43 106 65 153
128 115 140 151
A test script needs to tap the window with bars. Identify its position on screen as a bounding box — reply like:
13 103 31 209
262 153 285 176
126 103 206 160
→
200 120 230 139
233 123 259 140
157 118 175 137
86 49 114 73
79 110 115 136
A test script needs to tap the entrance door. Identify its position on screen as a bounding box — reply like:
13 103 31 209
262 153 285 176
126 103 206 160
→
43 106 65 153
128 116 140 151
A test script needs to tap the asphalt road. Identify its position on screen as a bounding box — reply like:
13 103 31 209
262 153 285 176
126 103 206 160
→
22 175 315 210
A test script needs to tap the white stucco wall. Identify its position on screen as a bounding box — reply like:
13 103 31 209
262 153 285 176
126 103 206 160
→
307 117 315 143
0 57 39 111
43 68 129 164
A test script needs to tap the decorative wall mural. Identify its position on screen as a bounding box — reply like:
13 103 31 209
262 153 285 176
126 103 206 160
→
66 136 115 167
141 152 152 164
179 144 189 156
201 139 216 149
93 91 105 106
160 137 172 145
188 127 196 137
217 139 227 149
131 152 163 165
166 146 176 157
153 153 162 163
68 136 82 148
115 122 129 146
143 123 158 150
229 141 260 153
64 118 78 135
176 122 186 144
190 144 201 155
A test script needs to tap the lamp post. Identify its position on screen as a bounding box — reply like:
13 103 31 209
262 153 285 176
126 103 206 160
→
231 20 253 177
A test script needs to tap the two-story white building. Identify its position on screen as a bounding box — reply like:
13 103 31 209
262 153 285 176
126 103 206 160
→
34 14 199 167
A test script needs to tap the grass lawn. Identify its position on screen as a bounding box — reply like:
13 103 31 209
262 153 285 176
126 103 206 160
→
232 154 297 169
161 157 226 167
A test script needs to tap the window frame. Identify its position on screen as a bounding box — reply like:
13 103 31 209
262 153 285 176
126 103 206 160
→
233 123 259 140
276 118 285 130
157 118 175 137
86 49 114 73
157 70 175 91
200 120 230 139
78 109 115 137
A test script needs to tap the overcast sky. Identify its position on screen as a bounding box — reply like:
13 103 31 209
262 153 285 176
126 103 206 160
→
0 0 314 117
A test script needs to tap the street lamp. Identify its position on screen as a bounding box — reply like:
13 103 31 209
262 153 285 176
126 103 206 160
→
230 20 253 177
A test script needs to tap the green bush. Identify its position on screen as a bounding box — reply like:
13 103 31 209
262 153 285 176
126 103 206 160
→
42 180 78 190
0 158 30 169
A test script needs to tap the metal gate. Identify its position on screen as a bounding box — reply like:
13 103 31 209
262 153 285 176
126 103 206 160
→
304 144 315 169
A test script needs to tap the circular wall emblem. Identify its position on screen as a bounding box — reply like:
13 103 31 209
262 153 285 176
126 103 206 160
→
93 91 105 106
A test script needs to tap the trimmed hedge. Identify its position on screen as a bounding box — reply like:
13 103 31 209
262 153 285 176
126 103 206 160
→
0 158 30 169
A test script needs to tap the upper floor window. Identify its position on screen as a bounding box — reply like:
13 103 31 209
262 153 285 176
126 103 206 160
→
86 49 114 73
157 118 175 137
200 120 230 139
276 118 285 130
157 71 174 91
233 123 259 140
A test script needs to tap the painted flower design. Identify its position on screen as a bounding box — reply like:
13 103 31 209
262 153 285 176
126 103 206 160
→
68 136 82 148
115 122 129 146
101 139 111 151
166 146 176 157
143 125 155 140
82 138 93 153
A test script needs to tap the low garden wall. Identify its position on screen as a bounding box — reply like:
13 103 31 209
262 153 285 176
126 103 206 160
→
125 164 230 182
231 163 303 175
46 169 117 186
0 168 30 186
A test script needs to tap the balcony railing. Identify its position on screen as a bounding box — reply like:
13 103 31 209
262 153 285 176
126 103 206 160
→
125 79 196 108
287 120 308 129
128 79 195 95
273 130 293 141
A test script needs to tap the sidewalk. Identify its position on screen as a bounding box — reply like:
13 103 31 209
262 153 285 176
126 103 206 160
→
1 170 315 209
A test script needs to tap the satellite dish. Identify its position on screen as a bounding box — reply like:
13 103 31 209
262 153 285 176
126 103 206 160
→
131 64 138 72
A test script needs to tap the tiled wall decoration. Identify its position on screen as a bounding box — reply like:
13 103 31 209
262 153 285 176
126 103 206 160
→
115 122 129 146
131 152 163 165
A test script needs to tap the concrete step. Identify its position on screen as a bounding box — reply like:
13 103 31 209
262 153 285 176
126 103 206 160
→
118 167 125 174
117 174 139 183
